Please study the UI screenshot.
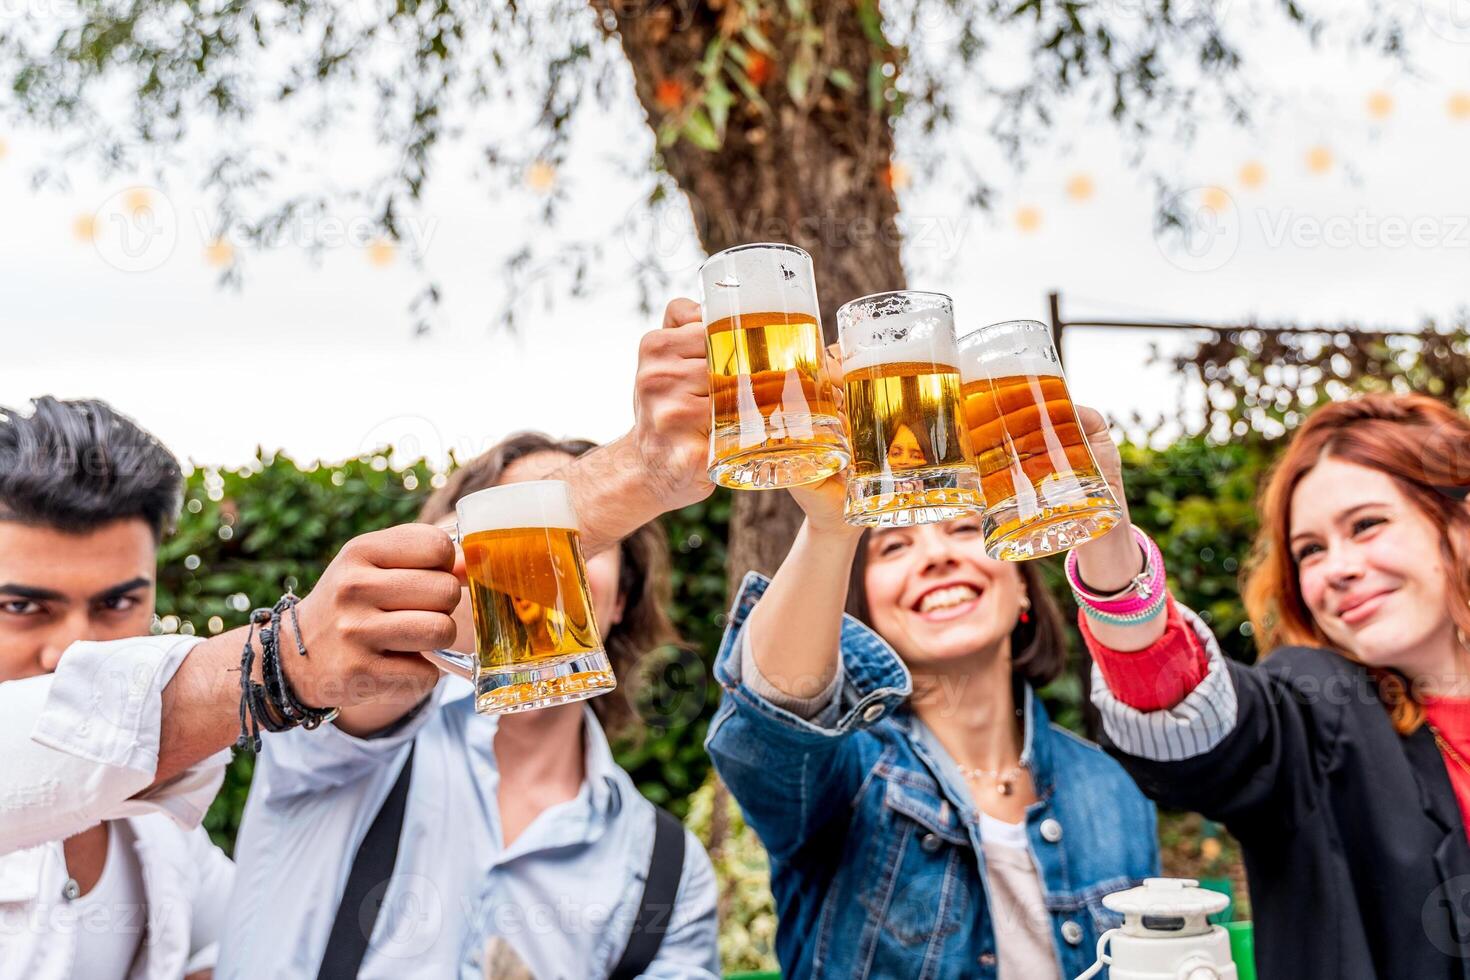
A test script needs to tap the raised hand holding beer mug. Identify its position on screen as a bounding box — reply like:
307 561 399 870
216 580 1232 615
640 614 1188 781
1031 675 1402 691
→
701 243 851 490
836 290 985 527
423 480 615 714
957 319 1124 559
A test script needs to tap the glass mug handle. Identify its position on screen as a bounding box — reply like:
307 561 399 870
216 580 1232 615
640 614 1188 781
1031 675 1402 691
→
422 646 475 680
421 520 475 681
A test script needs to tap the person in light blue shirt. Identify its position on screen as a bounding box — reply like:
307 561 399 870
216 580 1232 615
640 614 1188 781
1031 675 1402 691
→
216 303 721 979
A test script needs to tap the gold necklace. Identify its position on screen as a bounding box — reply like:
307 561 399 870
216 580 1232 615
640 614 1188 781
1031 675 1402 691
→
956 763 1026 796
1430 723 1470 779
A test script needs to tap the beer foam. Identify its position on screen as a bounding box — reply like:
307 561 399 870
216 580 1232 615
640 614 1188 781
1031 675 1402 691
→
957 321 1063 382
958 347 1062 383
701 246 820 326
456 480 580 534
840 306 961 374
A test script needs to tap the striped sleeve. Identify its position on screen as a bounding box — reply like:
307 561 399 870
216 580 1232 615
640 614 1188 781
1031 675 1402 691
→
1089 603 1239 762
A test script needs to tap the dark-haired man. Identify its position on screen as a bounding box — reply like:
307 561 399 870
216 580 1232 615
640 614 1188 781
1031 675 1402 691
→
0 396 464 979
1 296 720 979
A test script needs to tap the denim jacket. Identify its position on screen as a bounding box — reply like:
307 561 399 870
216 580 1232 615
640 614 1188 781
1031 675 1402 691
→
705 574 1158 980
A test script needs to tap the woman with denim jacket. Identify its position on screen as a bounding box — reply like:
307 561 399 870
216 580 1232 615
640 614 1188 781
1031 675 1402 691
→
705 406 1164 980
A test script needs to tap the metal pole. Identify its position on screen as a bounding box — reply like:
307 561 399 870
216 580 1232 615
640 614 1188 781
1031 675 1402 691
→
1048 291 1065 369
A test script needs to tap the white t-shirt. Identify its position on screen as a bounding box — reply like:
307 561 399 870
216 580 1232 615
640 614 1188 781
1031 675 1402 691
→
979 812 1061 980
69 822 147 979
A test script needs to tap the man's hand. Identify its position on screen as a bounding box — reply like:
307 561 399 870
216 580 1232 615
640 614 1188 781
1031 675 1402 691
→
282 524 461 711
156 524 460 781
630 298 715 511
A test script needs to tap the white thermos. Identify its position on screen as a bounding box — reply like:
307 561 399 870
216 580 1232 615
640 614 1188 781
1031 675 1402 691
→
1073 878 1237 980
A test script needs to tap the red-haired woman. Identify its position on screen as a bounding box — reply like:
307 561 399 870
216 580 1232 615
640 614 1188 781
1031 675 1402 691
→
1081 393 1470 979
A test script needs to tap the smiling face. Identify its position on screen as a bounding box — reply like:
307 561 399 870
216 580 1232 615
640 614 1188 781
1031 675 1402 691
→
0 519 158 682
1290 457 1458 677
861 515 1026 669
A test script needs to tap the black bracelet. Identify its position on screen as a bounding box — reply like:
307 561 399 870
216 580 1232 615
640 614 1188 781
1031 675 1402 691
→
235 591 338 752
267 592 335 731
254 618 297 733
235 608 272 752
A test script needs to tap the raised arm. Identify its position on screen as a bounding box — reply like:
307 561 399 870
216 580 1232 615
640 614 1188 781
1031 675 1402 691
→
1069 406 1212 711
705 419 911 860
1067 410 1318 830
328 299 715 738
561 298 715 558
1 524 459 853
743 474 861 702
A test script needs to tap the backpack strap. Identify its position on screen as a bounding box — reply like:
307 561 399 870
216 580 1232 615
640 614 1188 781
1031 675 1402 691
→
316 743 416 980
609 806 687 980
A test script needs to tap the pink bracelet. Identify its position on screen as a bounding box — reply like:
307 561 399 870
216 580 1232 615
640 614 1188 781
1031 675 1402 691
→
1065 527 1165 617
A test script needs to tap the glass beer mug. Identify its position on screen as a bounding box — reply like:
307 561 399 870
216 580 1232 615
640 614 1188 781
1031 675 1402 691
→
957 319 1123 560
702 243 851 490
836 290 985 527
422 480 616 713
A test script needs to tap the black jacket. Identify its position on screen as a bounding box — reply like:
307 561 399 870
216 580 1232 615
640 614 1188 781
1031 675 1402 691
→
1107 646 1470 980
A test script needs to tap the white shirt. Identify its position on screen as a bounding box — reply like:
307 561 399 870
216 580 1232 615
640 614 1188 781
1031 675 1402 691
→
976 813 1059 980
70 821 146 979
216 677 720 980
0 636 236 980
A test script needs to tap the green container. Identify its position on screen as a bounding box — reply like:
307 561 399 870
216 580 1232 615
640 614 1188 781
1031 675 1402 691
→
1197 876 1235 924
1225 921 1256 980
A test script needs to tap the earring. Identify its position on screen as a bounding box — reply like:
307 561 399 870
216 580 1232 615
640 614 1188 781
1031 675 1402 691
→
1019 595 1031 625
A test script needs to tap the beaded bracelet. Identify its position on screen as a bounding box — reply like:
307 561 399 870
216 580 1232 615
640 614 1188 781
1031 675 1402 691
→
1075 598 1168 628
1065 526 1168 626
236 591 338 752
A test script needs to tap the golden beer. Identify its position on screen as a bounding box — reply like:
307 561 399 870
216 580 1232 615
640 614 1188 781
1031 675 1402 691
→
837 292 984 527
958 321 1123 560
702 244 850 490
450 481 614 714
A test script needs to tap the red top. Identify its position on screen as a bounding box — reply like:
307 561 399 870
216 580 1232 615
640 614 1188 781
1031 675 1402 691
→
1422 697 1470 835
1084 596 1470 843
1080 595 1210 712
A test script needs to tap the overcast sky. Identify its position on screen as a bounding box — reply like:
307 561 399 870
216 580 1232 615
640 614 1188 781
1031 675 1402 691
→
3 1 1467 470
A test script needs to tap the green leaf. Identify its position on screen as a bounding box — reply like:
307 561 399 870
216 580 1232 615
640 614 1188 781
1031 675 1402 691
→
867 61 887 113
787 51 813 102
740 24 777 57
681 108 722 151
724 61 770 113
698 36 726 78
827 68 857 92
705 78 734 135
856 0 886 47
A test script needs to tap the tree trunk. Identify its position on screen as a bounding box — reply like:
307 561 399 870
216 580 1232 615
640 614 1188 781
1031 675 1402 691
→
596 0 906 590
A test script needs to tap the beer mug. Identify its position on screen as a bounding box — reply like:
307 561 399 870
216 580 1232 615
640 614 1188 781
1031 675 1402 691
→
836 290 984 527
957 319 1124 560
422 480 616 714
702 243 851 490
